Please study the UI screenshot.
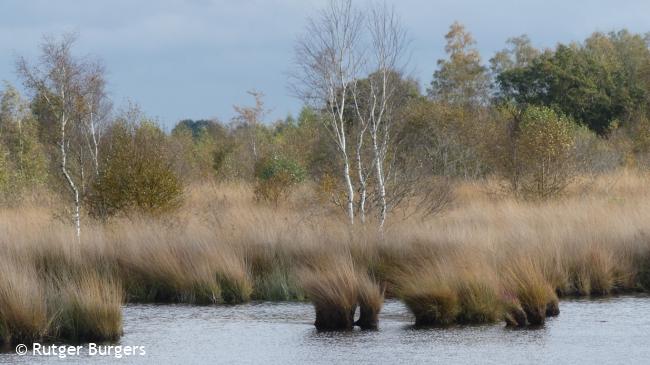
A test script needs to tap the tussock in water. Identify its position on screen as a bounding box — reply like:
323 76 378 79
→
355 273 384 330
299 258 384 331
299 261 359 331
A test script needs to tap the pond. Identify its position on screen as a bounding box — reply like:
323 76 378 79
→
2 296 649 364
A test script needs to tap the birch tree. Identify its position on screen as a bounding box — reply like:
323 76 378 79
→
80 62 111 177
18 34 103 240
233 90 266 164
293 0 363 225
294 0 409 228
364 4 407 229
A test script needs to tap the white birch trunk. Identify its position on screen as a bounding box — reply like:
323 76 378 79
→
59 87 81 241
356 145 367 224
343 156 355 225
88 107 100 176
372 132 388 230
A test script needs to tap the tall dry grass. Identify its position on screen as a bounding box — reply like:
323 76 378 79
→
1 169 650 339
298 258 360 330
53 272 123 341
298 256 384 330
0 258 49 343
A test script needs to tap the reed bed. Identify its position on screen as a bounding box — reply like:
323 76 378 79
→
1 170 650 341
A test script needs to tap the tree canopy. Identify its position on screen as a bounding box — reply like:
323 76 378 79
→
496 30 650 134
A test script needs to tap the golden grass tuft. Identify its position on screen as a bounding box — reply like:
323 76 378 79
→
355 272 384 330
455 271 503 324
53 272 124 341
398 270 460 326
0 257 123 344
503 257 558 326
299 259 359 330
214 250 253 304
569 247 615 296
396 259 503 326
502 294 527 327
0 258 49 344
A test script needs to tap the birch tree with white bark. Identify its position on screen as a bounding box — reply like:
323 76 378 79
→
294 0 408 229
18 33 109 240
364 4 408 229
293 0 364 225
80 62 111 178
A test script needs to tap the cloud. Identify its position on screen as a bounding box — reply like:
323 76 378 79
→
2 0 650 126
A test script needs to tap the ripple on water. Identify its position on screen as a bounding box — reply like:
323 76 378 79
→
1 296 649 364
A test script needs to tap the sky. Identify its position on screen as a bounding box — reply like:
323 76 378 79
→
1 0 650 129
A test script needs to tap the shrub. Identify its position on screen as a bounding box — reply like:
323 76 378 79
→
88 121 183 218
254 154 306 204
0 149 9 198
516 106 577 198
573 125 622 173
490 105 577 198
0 85 48 203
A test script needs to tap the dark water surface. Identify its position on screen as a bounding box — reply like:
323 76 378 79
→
2 296 650 364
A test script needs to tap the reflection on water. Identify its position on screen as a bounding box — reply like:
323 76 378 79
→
2 296 649 364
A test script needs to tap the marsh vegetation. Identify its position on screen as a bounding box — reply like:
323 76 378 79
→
2 171 650 342
3 0 650 345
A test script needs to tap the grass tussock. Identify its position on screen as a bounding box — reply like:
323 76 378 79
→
503 257 559 326
397 266 460 326
455 271 503 324
299 259 360 330
396 259 503 326
0 257 122 344
2 170 650 336
214 251 253 304
53 272 123 341
355 272 384 330
569 247 616 296
0 258 49 343
298 256 384 330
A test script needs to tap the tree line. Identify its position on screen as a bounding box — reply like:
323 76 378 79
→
2 0 650 235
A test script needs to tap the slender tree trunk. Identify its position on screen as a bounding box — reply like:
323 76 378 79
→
372 133 387 230
356 132 367 224
336 88 355 226
73 188 81 239
60 91 81 242
79 150 85 194
89 107 100 176
343 155 355 225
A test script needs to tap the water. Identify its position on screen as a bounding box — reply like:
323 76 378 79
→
2 296 650 364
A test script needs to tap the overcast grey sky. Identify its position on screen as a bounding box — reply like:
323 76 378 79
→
1 0 649 128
